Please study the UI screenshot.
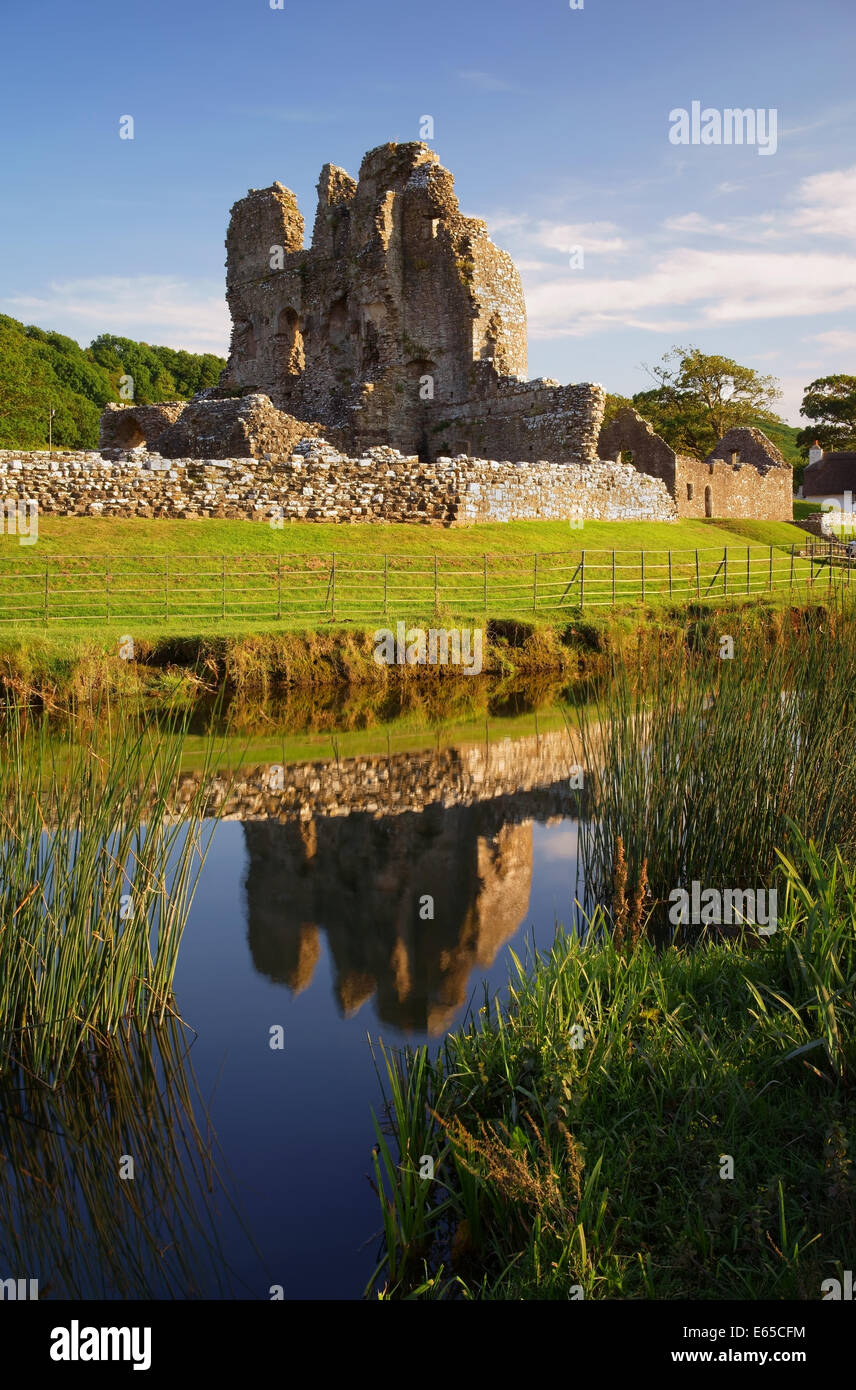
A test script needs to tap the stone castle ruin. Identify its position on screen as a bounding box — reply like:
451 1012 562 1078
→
92 140 792 524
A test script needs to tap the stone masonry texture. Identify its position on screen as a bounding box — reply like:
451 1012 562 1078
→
0 441 675 524
598 408 793 521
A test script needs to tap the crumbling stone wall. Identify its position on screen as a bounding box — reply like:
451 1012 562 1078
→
100 394 326 459
707 426 787 472
100 402 185 451
597 408 793 520
0 444 675 525
675 454 792 521
217 141 603 463
430 372 605 465
598 407 678 488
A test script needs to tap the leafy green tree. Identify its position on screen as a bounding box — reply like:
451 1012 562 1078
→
796 376 856 456
0 316 226 448
633 346 782 460
0 318 53 446
601 393 635 429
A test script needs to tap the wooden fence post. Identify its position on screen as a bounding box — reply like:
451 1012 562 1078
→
384 553 388 617
580 551 585 609
695 549 700 598
434 553 439 614
746 546 750 595
483 553 487 612
533 553 538 613
165 555 170 620
790 544 795 590
277 555 282 620
723 546 728 596
612 549 616 606
641 549 645 602
668 550 672 597
768 545 773 591
44 562 49 624
331 552 336 619
221 556 226 620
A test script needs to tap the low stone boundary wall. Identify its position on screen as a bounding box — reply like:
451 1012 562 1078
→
0 441 676 525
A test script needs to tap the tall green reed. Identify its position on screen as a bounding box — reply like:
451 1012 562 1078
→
575 604 856 936
0 703 222 1085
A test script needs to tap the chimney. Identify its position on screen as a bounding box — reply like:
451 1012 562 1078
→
808 441 823 466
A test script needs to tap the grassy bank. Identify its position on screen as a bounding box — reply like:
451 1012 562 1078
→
0 513 809 560
368 609 856 1300
370 843 855 1299
2 585 854 708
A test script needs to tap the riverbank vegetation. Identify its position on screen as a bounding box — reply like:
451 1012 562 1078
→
368 610 856 1300
0 706 222 1085
1 584 851 710
370 845 855 1299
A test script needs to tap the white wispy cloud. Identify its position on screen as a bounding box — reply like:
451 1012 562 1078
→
2 277 231 355
457 69 521 92
661 211 777 241
789 164 856 239
808 329 856 355
489 162 856 346
523 249 856 337
489 214 628 256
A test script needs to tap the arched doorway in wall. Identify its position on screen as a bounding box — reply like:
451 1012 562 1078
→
704 485 713 517
113 413 146 448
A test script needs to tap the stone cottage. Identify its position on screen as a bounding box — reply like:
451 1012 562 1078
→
597 410 793 521
801 444 856 514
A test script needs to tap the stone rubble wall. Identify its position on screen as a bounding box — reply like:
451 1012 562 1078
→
674 453 794 522
168 729 584 822
0 440 677 525
433 376 606 466
598 407 794 520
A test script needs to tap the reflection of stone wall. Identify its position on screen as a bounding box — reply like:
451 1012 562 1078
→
244 803 541 1034
173 729 581 822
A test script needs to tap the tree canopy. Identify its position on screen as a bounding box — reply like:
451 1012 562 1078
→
0 315 225 449
632 346 783 461
796 375 856 456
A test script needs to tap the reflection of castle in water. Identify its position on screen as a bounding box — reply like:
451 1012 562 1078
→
231 730 579 1035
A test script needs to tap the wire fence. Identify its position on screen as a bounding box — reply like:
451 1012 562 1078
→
0 541 849 625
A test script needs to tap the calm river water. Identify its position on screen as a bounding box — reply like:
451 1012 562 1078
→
2 695 585 1300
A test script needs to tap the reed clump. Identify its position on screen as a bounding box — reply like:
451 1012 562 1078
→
368 840 856 1299
576 604 856 940
0 703 221 1086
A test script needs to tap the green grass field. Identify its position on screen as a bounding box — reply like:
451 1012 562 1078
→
0 513 808 559
0 515 822 635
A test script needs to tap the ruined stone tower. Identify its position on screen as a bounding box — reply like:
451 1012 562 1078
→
219 142 602 463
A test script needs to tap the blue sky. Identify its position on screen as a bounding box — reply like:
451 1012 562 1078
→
1 0 854 422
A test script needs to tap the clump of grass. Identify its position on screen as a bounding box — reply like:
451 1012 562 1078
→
368 838 856 1299
0 703 222 1086
576 606 856 938
609 836 649 947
